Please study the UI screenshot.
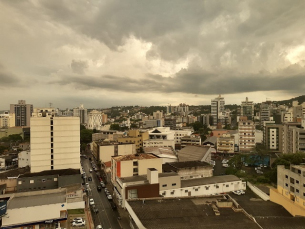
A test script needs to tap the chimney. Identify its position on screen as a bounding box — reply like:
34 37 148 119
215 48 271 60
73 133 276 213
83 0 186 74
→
147 168 158 184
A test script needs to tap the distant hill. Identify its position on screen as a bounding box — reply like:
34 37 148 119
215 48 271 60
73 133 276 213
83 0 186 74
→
273 95 305 106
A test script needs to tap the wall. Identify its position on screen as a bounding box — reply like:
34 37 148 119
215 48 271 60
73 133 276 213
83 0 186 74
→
125 183 159 199
0 178 17 192
100 145 114 162
138 158 162 176
17 175 58 192
159 175 181 191
270 188 305 217
161 180 246 198
178 167 213 180
247 182 270 201
58 174 82 188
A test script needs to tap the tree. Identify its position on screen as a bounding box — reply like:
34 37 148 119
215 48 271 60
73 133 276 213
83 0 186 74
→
80 129 94 144
190 121 203 132
80 124 86 131
110 124 121 131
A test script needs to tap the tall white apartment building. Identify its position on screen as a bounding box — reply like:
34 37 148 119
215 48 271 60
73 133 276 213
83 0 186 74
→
238 117 255 152
211 95 225 126
0 112 15 128
10 100 33 127
30 116 80 173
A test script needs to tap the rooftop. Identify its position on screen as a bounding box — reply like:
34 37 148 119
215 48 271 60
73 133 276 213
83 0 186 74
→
164 161 211 171
127 197 260 229
19 168 80 178
181 175 241 188
143 147 177 158
112 153 158 161
177 145 211 162
0 167 30 179
8 191 66 209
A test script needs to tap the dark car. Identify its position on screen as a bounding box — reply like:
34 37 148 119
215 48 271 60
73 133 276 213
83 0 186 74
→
93 207 99 214
111 202 117 210
97 186 101 191
88 176 92 181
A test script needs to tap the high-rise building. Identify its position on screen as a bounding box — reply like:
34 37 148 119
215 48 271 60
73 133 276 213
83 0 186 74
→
238 116 255 152
211 95 225 126
10 100 33 127
73 104 88 125
241 97 254 120
87 110 107 130
30 116 80 173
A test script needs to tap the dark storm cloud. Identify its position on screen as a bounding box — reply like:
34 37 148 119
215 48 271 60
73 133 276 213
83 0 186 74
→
71 60 88 74
53 62 305 95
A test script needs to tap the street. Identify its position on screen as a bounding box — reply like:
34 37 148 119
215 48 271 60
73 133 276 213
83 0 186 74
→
81 157 121 229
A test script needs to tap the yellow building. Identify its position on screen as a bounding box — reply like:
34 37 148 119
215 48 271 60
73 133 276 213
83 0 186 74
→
118 130 149 152
270 165 305 216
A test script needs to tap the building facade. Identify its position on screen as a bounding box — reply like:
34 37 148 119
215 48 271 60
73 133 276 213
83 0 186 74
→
211 95 225 126
238 117 255 152
30 116 80 173
10 100 33 127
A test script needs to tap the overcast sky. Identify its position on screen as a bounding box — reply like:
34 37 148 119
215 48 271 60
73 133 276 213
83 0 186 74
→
1 0 305 110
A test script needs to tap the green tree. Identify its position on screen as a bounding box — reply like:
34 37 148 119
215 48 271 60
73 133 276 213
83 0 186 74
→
80 129 94 144
110 124 121 131
190 121 203 132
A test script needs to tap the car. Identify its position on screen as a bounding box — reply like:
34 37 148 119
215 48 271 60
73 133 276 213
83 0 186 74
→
257 170 264 174
232 190 241 195
89 198 95 205
86 183 89 188
101 183 105 188
89 169 92 173
88 176 92 181
73 217 83 222
222 159 229 164
107 194 112 200
96 225 103 229
93 207 99 214
105 190 110 196
222 163 229 168
239 190 245 195
94 168 98 172
72 220 85 226
97 185 102 191
104 188 108 193
111 202 117 210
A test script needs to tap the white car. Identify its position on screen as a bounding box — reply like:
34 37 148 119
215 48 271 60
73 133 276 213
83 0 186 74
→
96 225 103 229
89 169 92 173
232 190 241 195
107 194 112 200
222 159 229 164
239 190 245 195
73 217 83 222
89 198 95 205
222 163 229 168
72 220 85 226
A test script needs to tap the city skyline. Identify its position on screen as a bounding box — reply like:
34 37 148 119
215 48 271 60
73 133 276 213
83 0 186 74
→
1 1 305 109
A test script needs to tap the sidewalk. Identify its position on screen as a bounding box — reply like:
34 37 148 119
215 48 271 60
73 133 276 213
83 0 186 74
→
117 207 131 229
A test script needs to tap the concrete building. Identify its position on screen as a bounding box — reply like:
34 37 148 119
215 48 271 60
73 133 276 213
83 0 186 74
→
180 135 201 148
111 153 162 183
92 130 124 142
241 97 254 120
238 117 255 152
10 100 33 127
87 110 107 130
18 150 30 168
118 129 149 152
174 129 193 144
263 123 283 153
32 107 57 118
260 102 272 124
143 119 162 128
30 116 80 173
217 134 235 154
162 161 213 180
270 165 305 217
211 95 225 126
282 123 305 154
164 118 176 130
73 104 88 125
152 110 163 120
177 145 214 163
92 142 136 163
143 127 175 149
0 112 15 128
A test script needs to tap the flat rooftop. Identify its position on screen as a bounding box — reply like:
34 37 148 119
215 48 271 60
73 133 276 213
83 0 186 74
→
127 197 260 229
181 175 241 188
119 172 178 184
113 153 158 161
8 191 66 209
19 168 80 178
165 161 211 170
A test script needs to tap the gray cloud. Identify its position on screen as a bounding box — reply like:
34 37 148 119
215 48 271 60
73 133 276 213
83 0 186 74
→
71 60 88 74
0 63 19 86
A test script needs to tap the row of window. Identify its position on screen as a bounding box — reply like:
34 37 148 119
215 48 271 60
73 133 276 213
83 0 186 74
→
18 177 57 185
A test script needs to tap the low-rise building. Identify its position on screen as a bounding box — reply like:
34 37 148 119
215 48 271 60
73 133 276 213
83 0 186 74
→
270 164 305 217
217 134 235 154
177 145 214 163
180 135 201 147
18 150 30 168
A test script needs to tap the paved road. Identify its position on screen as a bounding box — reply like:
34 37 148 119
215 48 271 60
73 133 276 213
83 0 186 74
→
82 157 121 229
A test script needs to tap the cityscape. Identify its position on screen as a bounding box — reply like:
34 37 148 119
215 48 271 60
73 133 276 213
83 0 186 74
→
1 0 305 228
1 95 305 228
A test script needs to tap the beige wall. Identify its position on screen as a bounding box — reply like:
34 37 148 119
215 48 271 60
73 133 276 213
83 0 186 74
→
120 160 134 177
138 158 162 175
159 175 181 191
270 188 305 217
0 178 17 193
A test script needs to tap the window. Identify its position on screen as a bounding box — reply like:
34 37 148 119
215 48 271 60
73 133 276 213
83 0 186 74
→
133 161 138 166
54 178 57 181
296 180 300 184
18 181 22 185
162 184 167 187
296 189 299 193
172 183 176 186
195 189 198 191
133 168 138 173
30 180 34 184
42 179 46 182
226 185 229 187
185 190 188 193
128 189 138 199
285 183 288 187
171 191 175 195
285 175 288 179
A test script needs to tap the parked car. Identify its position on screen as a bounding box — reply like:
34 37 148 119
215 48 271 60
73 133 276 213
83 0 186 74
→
88 176 92 181
89 169 92 173
93 207 99 214
73 217 83 222
97 185 102 191
96 225 103 229
232 190 241 195
107 194 112 200
222 159 229 164
111 202 117 210
89 198 95 206
104 188 108 193
72 220 85 226
101 183 105 188
239 190 245 195
222 163 229 168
